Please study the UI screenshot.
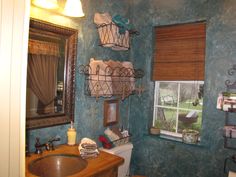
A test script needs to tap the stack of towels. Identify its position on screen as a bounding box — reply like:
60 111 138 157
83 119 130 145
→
89 58 135 99
78 138 99 159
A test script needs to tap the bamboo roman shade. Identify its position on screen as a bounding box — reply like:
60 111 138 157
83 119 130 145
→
152 22 206 81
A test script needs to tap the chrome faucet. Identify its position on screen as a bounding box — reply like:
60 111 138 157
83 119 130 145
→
35 137 60 154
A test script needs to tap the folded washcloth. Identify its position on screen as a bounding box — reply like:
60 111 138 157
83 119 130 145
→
81 143 97 149
78 137 99 159
79 148 99 159
79 148 99 154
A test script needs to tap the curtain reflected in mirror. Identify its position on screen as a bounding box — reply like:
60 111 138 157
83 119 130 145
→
26 18 77 129
27 39 61 116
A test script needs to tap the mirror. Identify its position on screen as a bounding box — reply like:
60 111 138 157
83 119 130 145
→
26 18 78 129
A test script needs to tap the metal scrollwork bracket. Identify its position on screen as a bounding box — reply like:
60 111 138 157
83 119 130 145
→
225 65 236 89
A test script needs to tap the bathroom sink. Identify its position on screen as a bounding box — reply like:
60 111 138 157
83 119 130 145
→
29 154 87 177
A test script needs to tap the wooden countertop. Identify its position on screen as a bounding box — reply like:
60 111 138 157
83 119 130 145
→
26 144 124 177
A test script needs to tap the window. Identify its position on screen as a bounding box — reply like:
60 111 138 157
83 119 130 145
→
153 81 204 137
152 22 206 138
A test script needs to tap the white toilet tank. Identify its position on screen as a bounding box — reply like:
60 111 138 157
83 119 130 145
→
100 143 133 177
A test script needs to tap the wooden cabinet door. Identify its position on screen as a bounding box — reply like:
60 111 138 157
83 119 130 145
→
92 167 118 177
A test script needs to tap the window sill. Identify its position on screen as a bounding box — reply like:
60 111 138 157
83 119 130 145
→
146 133 205 148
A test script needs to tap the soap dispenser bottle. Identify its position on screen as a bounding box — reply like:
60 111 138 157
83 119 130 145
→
67 121 76 145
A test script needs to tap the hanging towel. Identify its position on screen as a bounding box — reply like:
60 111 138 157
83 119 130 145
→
121 61 135 98
105 60 123 95
111 14 134 50
89 58 112 97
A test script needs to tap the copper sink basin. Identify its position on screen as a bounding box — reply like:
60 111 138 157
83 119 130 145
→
29 154 87 177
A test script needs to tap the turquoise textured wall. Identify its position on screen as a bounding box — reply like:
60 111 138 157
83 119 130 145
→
27 0 236 176
28 0 132 151
129 0 236 177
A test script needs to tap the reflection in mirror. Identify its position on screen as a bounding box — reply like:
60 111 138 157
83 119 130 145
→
26 18 78 129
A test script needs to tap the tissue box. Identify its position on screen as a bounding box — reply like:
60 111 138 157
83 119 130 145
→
224 126 236 138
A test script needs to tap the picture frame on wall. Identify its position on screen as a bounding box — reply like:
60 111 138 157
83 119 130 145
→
104 99 119 126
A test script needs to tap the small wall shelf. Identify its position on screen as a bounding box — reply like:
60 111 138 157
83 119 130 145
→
223 65 236 150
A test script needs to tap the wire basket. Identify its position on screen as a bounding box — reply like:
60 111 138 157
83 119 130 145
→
112 135 131 147
78 64 144 100
96 23 138 50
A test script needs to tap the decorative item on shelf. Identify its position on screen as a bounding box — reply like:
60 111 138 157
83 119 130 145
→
182 129 199 144
78 59 144 100
94 13 139 51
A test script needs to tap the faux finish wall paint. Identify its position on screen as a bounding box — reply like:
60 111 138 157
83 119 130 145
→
129 0 236 177
28 0 132 151
28 0 236 177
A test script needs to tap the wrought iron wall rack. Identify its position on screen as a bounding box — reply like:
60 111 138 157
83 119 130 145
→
78 64 144 100
96 23 139 50
223 65 236 149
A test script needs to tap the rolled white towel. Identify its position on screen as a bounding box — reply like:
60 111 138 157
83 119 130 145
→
79 148 99 154
81 143 97 149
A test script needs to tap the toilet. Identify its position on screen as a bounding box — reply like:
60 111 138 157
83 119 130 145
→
100 143 133 177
